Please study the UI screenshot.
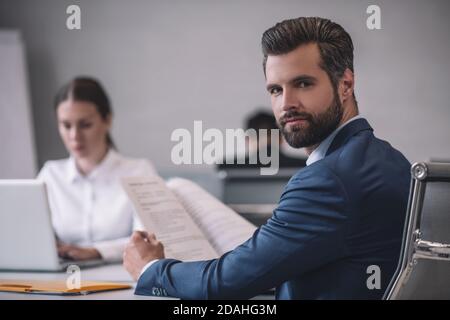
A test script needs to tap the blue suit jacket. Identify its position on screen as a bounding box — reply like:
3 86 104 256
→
136 119 411 299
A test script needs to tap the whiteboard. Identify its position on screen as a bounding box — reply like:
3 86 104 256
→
0 30 36 178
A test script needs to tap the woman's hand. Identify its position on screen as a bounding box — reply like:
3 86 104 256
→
57 242 102 261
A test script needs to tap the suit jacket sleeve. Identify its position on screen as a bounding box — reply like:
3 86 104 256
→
136 166 349 299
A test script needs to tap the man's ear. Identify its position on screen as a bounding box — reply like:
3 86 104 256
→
339 68 355 102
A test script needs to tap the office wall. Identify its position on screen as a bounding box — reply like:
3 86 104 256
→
0 0 449 174
0 30 36 178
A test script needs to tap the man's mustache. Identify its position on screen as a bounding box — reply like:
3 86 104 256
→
279 111 313 127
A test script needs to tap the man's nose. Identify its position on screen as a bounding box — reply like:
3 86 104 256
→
281 88 299 112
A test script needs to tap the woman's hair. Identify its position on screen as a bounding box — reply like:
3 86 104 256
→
54 77 116 149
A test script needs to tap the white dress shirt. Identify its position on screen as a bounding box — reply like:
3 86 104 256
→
37 149 156 262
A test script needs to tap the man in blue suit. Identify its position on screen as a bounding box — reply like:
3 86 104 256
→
123 17 411 299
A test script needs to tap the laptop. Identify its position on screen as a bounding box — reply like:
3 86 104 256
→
0 180 104 271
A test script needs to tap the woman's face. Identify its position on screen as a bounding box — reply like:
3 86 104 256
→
57 100 111 160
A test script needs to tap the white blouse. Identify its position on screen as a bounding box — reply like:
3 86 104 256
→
37 149 156 262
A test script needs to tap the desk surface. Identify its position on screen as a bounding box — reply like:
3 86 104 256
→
0 263 170 300
0 264 274 300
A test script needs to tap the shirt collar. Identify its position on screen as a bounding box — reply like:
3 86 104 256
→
306 115 363 166
66 148 119 183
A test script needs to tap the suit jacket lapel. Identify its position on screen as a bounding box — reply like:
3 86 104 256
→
326 118 373 156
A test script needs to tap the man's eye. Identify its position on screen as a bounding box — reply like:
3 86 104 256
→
63 123 71 130
269 87 282 96
297 81 311 88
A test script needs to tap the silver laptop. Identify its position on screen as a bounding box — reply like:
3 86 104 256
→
0 180 104 271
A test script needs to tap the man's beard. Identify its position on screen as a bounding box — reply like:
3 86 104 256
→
278 93 343 149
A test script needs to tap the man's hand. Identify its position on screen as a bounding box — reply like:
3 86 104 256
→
123 231 165 281
57 242 102 261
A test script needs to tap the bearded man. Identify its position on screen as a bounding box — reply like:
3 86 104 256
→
123 17 411 300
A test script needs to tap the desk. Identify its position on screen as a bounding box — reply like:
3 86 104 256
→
0 264 274 300
0 263 171 300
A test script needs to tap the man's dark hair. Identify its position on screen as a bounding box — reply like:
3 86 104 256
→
245 110 277 131
245 109 278 141
262 17 356 100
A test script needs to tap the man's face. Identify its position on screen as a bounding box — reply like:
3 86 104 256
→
265 43 343 149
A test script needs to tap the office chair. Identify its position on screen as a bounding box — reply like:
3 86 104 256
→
385 162 450 299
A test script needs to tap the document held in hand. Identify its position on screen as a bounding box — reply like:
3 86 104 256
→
121 176 257 261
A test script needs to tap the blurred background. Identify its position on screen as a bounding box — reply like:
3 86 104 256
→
1 0 449 221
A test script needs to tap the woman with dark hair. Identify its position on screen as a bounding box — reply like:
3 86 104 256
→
37 77 156 262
